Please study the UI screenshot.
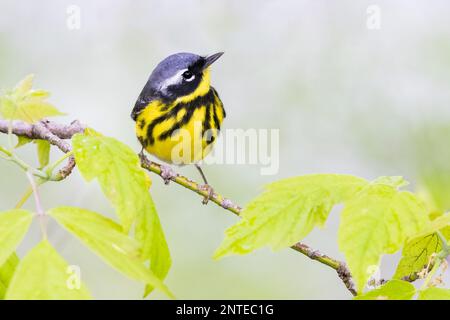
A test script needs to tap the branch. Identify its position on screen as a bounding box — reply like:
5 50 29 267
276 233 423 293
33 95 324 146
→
139 154 357 295
0 119 83 180
0 118 357 296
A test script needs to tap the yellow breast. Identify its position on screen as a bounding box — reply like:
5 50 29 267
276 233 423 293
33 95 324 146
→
135 88 225 165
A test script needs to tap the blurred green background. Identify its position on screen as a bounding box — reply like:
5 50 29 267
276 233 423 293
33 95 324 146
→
0 0 449 299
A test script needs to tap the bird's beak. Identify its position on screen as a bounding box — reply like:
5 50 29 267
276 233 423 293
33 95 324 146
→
203 52 224 69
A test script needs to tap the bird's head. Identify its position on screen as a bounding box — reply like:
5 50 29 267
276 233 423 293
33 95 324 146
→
147 52 223 102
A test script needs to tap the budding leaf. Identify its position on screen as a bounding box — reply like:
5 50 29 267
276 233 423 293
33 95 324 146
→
5 240 91 300
36 140 51 168
214 174 368 259
0 74 64 123
15 136 32 148
338 179 429 293
354 280 416 300
48 206 173 299
418 287 450 300
0 209 33 267
0 253 19 299
15 74 34 96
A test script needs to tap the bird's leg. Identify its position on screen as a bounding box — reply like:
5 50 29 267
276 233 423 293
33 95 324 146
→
138 147 145 160
138 148 175 185
195 164 214 205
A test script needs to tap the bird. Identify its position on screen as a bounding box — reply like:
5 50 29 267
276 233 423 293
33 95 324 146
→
131 52 225 204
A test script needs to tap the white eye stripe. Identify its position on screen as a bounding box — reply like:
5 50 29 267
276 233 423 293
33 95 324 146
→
160 69 187 90
184 74 195 82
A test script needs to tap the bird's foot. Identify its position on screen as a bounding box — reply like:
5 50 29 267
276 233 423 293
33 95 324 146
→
160 165 176 185
200 184 214 205
138 149 147 162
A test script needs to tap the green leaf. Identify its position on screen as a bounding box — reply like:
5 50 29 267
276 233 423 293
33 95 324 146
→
0 253 19 299
5 240 91 300
414 212 450 239
135 194 171 297
394 233 441 280
49 206 141 255
214 174 368 259
48 206 173 298
338 180 429 293
72 132 171 296
354 280 416 300
72 133 146 232
14 74 34 96
0 74 64 123
371 176 409 189
29 90 50 99
0 209 33 267
5 100 64 123
418 287 450 300
394 212 450 280
15 136 32 148
36 140 51 168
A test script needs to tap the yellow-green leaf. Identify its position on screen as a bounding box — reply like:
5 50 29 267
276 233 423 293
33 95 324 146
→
394 233 441 280
214 174 368 259
49 206 141 255
135 194 171 297
29 90 50 99
355 280 416 300
72 133 145 232
15 136 32 148
372 176 409 189
36 140 51 168
0 253 19 299
7 100 64 123
48 206 173 298
394 211 450 280
418 287 450 300
0 209 33 267
72 132 171 296
14 74 34 96
5 240 91 300
338 180 429 293
0 75 64 123
413 212 450 239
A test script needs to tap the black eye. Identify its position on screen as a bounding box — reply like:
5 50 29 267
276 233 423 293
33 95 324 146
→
182 70 194 81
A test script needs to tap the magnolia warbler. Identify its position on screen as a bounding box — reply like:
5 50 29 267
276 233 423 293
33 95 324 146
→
131 52 225 203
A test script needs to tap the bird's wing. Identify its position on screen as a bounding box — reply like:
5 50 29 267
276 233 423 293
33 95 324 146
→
131 84 157 121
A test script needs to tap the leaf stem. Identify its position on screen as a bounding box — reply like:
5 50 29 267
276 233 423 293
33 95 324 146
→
45 150 73 176
15 177 45 209
15 186 34 208
436 231 450 257
0 144 50 180
11 154 48 179
26 170 47 239
0 145 12 157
